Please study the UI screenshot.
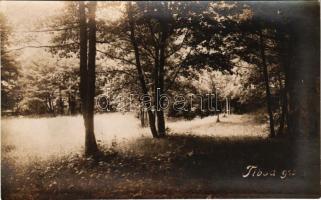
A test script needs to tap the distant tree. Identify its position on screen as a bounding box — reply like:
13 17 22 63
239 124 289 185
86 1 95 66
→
16 56 79 115
0 13 21 113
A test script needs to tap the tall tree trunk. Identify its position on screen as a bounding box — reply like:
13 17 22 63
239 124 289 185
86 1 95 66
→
259 29 275 138
140 107 145 127
276 24 294 137
225 97 228 116
275 29 290 137
216 106 221 122
154 46 160 133
69 93 76 115
215 88 220 122
79 1 98 156
49 94 55 116
86 1 99 156
156 21 168 137
59 87 64 115
284 4 319 194
48 95 53 114
140 107 149 127
278 87 287 136
68 92 71 115
128 5 158 138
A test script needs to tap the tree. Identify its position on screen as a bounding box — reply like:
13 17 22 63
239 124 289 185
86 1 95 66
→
127 4 158 137
234 2 319 139
0 13 21 113
219 3 280 137
79 1 99 156
15 56 79 115
43 2 100 155
258 29 275 137
99 2 209 137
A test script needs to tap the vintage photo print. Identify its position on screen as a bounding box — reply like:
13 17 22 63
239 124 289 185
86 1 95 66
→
1 1 320 199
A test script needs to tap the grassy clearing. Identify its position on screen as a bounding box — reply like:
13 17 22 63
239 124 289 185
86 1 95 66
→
2 113 311 199
1 113 267 162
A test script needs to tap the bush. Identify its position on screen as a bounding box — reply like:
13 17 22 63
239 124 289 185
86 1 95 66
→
17 97 47 115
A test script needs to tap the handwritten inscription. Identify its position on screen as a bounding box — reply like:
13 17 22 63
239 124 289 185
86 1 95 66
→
242 165 296 179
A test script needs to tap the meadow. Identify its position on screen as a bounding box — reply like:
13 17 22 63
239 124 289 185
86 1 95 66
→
2 113 305 199
1 113 268 162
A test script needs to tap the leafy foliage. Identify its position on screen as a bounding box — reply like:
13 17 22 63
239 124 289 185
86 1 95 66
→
0 13 21 112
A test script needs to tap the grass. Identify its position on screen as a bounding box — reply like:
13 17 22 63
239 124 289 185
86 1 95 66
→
1 113 318 199
1 113 267 162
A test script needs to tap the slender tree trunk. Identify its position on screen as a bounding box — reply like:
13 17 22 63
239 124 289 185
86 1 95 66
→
225 97 228 116
79 1 98 156
215 88 220 122
68 92 71 115
128 5 158 138
278 87 287 136
145 109 148 125
70 93 76 115
282 36 294 138
45 97 49 113
58 87 64 115
154 47 160 133
216 102 220 122
216 113 220 122
274 57 287 137
276 30 292 137
68 92 76 115
49 94 55 116
140 107 145 127
49 96 53 112
259 29 275 138
48 95 53 114
156 21 168 137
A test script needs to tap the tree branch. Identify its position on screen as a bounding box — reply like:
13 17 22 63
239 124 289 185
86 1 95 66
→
96 68 136 78
165 30 190 59
97 49 135 66
17 26 79 33
165 48 193 92
3 43 78 54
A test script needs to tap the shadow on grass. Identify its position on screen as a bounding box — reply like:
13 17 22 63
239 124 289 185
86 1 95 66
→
2 134 318 199
122 134 294 176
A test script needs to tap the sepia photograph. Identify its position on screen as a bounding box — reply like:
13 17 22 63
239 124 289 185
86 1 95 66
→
0 1 320 199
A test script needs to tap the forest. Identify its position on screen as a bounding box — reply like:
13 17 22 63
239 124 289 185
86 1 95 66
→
1 1 320 199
